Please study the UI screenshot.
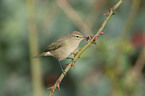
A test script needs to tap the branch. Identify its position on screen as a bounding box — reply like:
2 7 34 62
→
48 0 124 96
86 0 107 30
26 0 44 96
133 46 145 77
121 0 141 38
56 0 92 35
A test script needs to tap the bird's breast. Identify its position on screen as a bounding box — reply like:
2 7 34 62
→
50 42 79 60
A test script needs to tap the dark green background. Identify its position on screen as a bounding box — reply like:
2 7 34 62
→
0 0 145 96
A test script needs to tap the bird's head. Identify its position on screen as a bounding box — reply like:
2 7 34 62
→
69 31 87 41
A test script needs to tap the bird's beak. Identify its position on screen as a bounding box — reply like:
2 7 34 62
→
83 36 90 41
79 36 89 40
81 36 88 39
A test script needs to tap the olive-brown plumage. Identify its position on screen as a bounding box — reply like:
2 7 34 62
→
34 31 86 60
33 31 86 72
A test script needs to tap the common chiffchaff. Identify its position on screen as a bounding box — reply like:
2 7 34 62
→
33 31 87 72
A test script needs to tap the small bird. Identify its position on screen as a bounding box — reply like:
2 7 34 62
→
33 31 87 72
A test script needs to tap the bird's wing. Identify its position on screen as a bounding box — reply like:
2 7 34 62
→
43 41 65 52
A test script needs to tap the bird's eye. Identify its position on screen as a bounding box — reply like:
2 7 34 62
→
76 35 79 38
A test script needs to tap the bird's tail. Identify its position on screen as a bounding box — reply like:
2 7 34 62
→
32 52 52 59
32 53 45 59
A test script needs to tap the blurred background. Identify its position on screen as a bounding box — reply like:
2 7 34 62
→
0 0 145 96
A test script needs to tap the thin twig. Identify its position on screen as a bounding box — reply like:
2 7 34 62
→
121 0 141 38
56 0 92 35
110 0 141 95
41 7 58 32
122 46 145 96
86 0 106 29
48 0 124 96
133 46 145 77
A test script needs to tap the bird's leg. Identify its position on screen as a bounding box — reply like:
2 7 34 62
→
66 48 82 68
58 60 66 75
66 57 75 68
